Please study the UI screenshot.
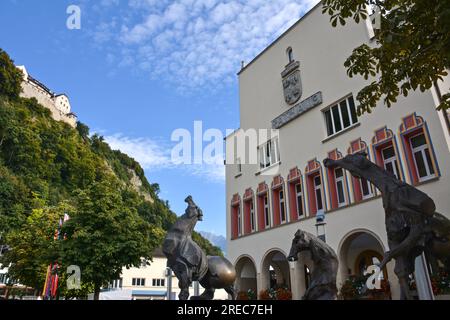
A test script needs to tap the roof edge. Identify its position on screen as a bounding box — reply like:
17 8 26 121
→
237 1 323 76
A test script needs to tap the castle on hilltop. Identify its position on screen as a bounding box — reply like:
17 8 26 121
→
16 66 77 128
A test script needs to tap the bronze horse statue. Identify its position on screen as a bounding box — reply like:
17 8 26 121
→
163 196 236 300
288 230 339 300
324 152 450 299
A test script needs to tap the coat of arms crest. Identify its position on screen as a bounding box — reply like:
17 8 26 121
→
282 69 302 105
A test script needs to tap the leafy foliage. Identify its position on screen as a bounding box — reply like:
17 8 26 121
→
192 231 223 257
0 49 23 99
3 202 64 291
0 48 220 298
322 0 450 114
61 180 166 296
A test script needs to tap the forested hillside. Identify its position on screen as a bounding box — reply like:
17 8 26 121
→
0 49 221 298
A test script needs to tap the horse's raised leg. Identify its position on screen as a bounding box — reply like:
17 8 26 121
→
190 285 215 300
192 274 215 300
172 260 191 300
225 286 236 300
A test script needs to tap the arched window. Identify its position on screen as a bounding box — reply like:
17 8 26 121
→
287 167 305 221
326 149 349 210
231 194 241 239
305 159 326 216
271 175 287 226
287 47 294 64
371 127 404 180
399 113 440 184
347 139 375 202
256 182 271 231
243 188 256 235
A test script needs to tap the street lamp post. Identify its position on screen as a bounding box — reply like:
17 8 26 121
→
165 267 173 300
315 210 326 242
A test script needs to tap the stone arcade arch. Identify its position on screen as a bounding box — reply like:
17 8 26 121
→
260 249 291 293
234 255 258 297
338 229 392 299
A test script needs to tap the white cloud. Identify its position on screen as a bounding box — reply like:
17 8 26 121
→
91 0 321 91
105 133 171 169
103 133 225 183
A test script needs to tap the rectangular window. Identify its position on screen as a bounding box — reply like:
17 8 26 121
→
264 195 270 227
152 279 165 287
332 105 342 132
348 96 358 124
324 96 359 136
295 183 304 218
410 134 435 182
314 176 323 211
236 158 242 176
325 110 334 136
360 178 373 199
237 206 242 236
335 168 346 207
259 138 280 170
250 201 255 232
133 278 145 287
279 190 286 223
381 146 400 179
340 101 351 128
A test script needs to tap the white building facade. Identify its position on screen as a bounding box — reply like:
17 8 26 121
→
102 249 228 300
225 3 450 300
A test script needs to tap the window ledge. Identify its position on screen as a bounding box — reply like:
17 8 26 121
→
325 194 381 214
414 176 440 187
230 215 316 241
322 122 361 143
255 162 281 176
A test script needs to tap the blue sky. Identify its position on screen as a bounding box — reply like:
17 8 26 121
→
0 0 319 237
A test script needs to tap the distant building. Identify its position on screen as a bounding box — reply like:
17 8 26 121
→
16 66 77 128
225 2 450 300
0 245 8 287
101 248 229 300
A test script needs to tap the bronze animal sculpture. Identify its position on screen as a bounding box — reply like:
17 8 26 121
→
163 196 236 300
288 230 339 300
324 152 450 299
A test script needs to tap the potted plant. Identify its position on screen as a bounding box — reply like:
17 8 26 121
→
276 287 292 300
259 288 276 300
431 271 450 300
259 286 292 300
339 276 366 300
237 289 257 300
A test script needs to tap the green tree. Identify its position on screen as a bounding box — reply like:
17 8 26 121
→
322 0 450 114
0 165 30 235
1 202 68 293
61 179 165 300
0 49 23 99
192 232 223 257
76 121 90 141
